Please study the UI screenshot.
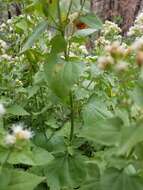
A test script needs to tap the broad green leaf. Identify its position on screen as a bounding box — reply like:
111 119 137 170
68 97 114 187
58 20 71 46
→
8 146 53 166
6 169 44 190
44 0 58 21
80 179 101 190
132 84 143 107
0 169 11 189
7 105 30 116
32 146 54 165
27 85 40 98
82 98 113 126
51 34 67 53
79 13 102 29
44 154 87 190
118 123 143 156
44 54 83 101
21 21 48 53
15 19 28 33
74 28 97 37
79 117 122 146
25 1 44 16
80 162 101 190
101 168 143 190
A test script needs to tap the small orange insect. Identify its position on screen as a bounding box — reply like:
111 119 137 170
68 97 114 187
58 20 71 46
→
74 19 88 30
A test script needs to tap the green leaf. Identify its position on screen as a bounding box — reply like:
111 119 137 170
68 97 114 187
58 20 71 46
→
32 146 54 165
7 169 44 190
79 13 102 29
21 21 48 53
7 105 30 116
80 162 101 190
80 179 101 190
118 123 143 156
44 0 58 22
27 85 40 99
82 98 113 126
79 117 122 146
74 28 97 37
132 83 143 107
0 169 11 189
101 168 143 190
51 34 67 53
8 146 54 166
44 154 87 190
44 54 83 101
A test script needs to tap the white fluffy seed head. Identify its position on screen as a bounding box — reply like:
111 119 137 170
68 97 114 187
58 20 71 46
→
12 124 23 134
5 134 16 145
0 103 6 117
12 124 33 140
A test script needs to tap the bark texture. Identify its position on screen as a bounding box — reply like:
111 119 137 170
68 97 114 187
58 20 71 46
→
91 0 143 33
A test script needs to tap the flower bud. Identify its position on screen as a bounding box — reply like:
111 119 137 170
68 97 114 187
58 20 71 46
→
97 56 114 70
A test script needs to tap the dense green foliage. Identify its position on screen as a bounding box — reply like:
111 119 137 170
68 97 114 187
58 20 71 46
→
1 0 143 190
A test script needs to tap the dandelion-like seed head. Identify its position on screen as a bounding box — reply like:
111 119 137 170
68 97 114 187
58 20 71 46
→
12 124 33 141
5 134 16 145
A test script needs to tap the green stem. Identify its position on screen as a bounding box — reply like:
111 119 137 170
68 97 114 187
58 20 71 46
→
80 0 86 13
66 0 73 21
57 0 63 33
69 91 74 142
57 0 69 60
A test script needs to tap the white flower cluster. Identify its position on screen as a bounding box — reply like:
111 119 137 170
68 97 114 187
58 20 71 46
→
95 21 122 49
70 43 88 56
0 39 16 62
0 39 8 54
0 38 14 62
0 54 13 62
127 12 143 37
0 23 6 32
101 21 121 37
95 36 110 47
131 37 143 51
5 124 33 145
78 45 88 55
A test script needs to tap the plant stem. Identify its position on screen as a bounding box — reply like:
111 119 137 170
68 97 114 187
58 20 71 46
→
80 0 86 13
69 91 74 142
66 0 73 21
57 0 63 34
57 0 69 60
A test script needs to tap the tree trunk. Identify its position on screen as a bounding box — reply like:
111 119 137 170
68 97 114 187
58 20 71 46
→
91 0 143 33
